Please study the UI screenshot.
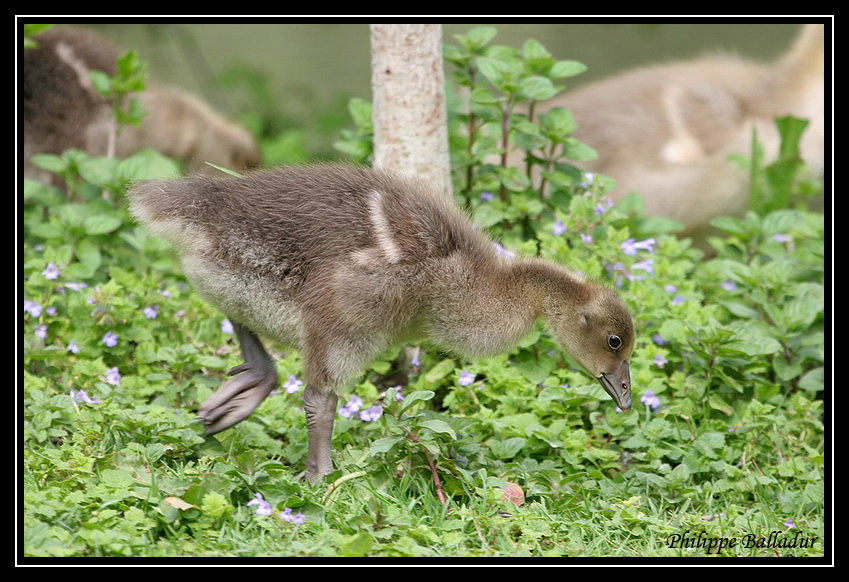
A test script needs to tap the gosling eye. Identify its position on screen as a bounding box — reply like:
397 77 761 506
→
607 335 622 350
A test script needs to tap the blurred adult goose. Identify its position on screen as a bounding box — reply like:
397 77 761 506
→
524 23 825 243
23 25 261 184
128 165 635 480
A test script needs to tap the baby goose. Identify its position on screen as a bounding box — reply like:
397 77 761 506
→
524 23 824 243
23 25 261 184
127 164 634 480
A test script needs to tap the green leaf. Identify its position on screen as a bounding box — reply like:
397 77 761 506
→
29 153 67 174
518 76 558 101
400 390 435 413
549 59 587 78
24 23 53 38
74 238 102 275
370 435 405 455
710 216 748 236
89 70 112 96
539 107 578 139
99 469 135 489
339 532 373 557
82 215 123 235
118 149 181 181
665 463 691 486
521 39 552 61
195 355 228 369
473 201 505 228
708 394 733 416
78 156 121 188
774 115 809 159
28 222 65 240
798 367 824 392
692 432 726 459
474 56 509 87
489 437 527 459
417 419 457 439
422 358 455 383
347 97 373 128
561 138 598 162
459 26 498 51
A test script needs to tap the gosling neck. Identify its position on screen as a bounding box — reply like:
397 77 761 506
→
507 258 596 319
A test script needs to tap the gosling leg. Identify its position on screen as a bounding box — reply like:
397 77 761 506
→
198 322 278 434
302 384 338 482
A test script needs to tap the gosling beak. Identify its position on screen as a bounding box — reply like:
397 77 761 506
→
598 360 631 412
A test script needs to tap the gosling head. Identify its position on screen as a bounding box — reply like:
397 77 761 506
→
546 284 635 412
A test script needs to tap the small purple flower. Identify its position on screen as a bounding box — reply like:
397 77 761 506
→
102 331 118 347
64 282 88 291
70 389 100 405
640 390 660 411
46 306 57 316
160 289 172 298
410 347 421 367
664 284 678 293
458 370 476 386
631 258 654 275
24 300 42 317
283 375 303 394
339 395 364 418
35 325 47 340
42 262 60 280
580 233 593 244
359 404 383 422
278 507 306 525
671 295 685 306
652 333 668 346
221 319 234 334
552 218 567 236
782 518 796 529
67 340 80 354
479 192 494 202
772 233 792 243
104 366 121 387
579 172 595 188
389 385 404 401
493 242 514 259
621 238 656 255
653 354 668 368
247 492 273 516
721 279 737 291
143 305 160 319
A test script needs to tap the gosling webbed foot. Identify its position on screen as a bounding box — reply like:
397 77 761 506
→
198 322 278 435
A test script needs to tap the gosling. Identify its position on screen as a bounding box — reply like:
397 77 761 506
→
23 25 261 184
127 164 635 481
520 23 824 244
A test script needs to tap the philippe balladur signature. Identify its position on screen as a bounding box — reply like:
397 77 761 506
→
665 529 819 555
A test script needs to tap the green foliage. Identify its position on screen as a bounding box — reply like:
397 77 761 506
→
89 50 148 128
23 26 825 558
